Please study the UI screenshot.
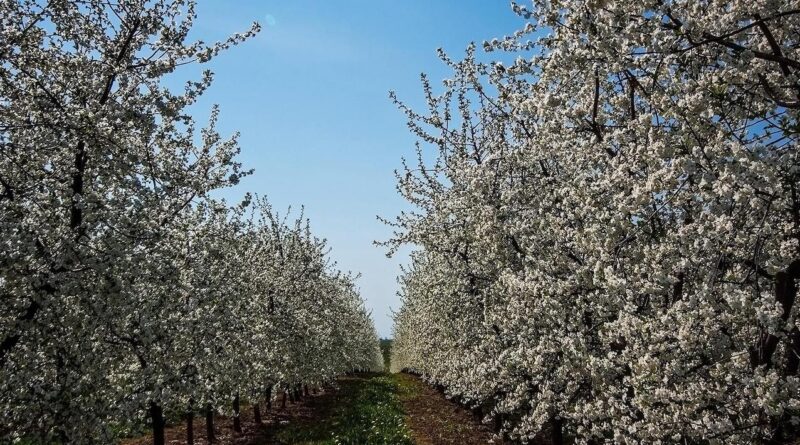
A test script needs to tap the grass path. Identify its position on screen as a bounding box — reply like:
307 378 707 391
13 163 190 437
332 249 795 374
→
274 373 413 444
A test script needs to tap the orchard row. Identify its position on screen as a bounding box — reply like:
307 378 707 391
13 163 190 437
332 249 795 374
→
389 1 800 444
0 1 382 443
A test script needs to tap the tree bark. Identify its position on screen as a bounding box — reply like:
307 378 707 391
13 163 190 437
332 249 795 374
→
551 416 564 445
253 402 262 425
186 399 194 445
205 403 215 443
788 326 800 375
266 385 272 410
150 402 165 445
492 412 502 432
233 393 242 433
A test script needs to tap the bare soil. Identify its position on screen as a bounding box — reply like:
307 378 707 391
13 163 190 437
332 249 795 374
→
393 373 509 445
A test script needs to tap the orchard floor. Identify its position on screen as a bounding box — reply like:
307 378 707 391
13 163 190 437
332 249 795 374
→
124 373 508 445
392 373 510 445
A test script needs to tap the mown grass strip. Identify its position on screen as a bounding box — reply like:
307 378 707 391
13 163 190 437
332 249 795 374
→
276 374 413 445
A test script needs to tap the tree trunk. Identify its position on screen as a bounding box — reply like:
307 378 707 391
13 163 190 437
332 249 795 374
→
551 416 564 445
233 393 242 433
205 403 215 443
788 327 800 375
187 399 194 445
304 384 309 397
254 402 262 425
150 402 165 445
281 391 287 409
266 386 272 410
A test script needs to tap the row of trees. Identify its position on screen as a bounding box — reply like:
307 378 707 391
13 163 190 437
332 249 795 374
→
0 1 382 443
389 0 800 444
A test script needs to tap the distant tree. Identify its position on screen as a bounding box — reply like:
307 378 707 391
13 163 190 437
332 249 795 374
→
380 338 393 371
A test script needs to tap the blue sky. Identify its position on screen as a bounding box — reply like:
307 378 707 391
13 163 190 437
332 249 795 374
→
181 1 523 337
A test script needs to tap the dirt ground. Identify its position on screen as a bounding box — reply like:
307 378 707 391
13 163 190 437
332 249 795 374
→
392 373 507 445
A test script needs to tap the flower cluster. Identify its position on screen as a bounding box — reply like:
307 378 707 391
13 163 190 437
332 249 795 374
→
388 1 800 443
0 1 381 442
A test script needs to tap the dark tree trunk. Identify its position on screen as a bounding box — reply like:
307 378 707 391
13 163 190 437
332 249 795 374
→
551 416 564 445
268 291 275 314
471 406 482 421
281 390 287 409
266 386 272 410
150 402 165 445
788 327 800 375
187 399 194 445
233 393 242 433
770 423 786 445
304 384 309 397
254 402 262 425
671 271 685 306
492 412 502 432
205 403 215 443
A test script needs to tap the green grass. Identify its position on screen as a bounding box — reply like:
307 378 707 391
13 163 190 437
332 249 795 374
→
392 372 422 401
379 338 393 371
276 374 413 445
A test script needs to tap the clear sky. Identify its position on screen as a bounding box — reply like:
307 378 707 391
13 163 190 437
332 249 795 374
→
180 1 524 337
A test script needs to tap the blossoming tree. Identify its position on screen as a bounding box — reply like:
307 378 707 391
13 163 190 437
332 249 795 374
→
0 1 382 443
389 1 800 443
